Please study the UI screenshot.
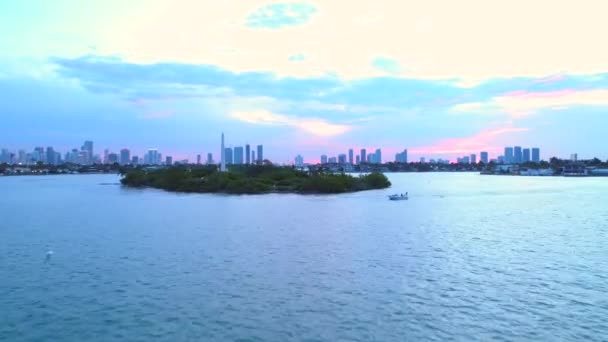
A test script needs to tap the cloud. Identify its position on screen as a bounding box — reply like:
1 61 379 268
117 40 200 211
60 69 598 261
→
371 57 402 75
288 54 306 62
246 3 317 29
141 111 175 119
452 89 608 117
410 127 529 156
232 109 350 136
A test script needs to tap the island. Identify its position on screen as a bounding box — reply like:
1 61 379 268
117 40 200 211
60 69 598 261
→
119 165 391 194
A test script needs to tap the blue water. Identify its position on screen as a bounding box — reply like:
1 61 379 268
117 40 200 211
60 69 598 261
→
1 173 607 341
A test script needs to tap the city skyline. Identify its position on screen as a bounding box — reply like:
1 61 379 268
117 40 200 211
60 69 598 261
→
2 1 608 161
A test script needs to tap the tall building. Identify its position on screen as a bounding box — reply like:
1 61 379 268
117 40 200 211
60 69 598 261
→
395 149 408 163
225 148 233 165
256 145 263 163
81 141 93 164
103 149 109 164
480 151 489 164
470 154 477 164
532 148 540 163
348 149 354 164
338 154 347 164
504 147 514 163
46 147 55 165
252 151 256 163
132 156 139 165
375 148 382 164
234 146 244 164
321 155 327 164
220 133 226 171
196 154 201 165
571 153 578 162
165 156 173 165
120 149 130 165
245 144 251 164
108 153 118 163
207 153 213 164
146 149 159 165
294 155 304 167
514 146 522 164
356 155 360 164
328 157 337 163
522 148 530 163
360 149 366 164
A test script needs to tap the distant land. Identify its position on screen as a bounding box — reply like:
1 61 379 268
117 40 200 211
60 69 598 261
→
119 165 391 194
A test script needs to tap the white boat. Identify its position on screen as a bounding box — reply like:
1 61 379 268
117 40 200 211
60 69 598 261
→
388 193 408 201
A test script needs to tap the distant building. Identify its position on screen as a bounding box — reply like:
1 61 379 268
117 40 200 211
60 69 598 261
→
165 156 173 165
220 133 226 171
522 148 530 163
234 146 244 164
395 149 408 163
196 154 201 165
348 149 354 164
108 153 118 164
320 155 328 164
514 146 522 164
360 149 366 163
375 149 382 164
120 149 130 165
498 155 505 163
470 154 477 164
252 151 256 164
81 141 93 164
146 149 159 165
480 151 489 164
571 153 578 162
206 153 213 164
532 148 540 163
245 144 251 164
132 156 139 165
225 148 233 165
46 147 55 165
295 155 304 167
420 157 426 163
338 154 347 164
356 155 360 164
504 147 514 164
257 145 263 163
328 157 337 163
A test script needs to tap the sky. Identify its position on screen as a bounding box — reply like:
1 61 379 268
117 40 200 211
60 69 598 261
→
1 0 608 163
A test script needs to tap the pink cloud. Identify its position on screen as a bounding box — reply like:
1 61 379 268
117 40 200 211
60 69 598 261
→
409 127 529 159
531 74 566 85
141 111 175 119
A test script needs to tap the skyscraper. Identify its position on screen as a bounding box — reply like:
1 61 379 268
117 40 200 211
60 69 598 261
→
356 155 360 164
146 149 159 165
360 149 366 164
252 151 256 163
165 156 173 165
321 155 327 164
220 133 226 171
234 146 244 164
338 154 347 164
504 147 514 163
514 146 522 164
480 151 489 164
257 145 263 163
46 147 55 165
82 140 93 164
523 148 530 163
120 149 130 165
245 144 251 164
207 153 213 164
295 155 304 167
197 154 201 165
375 149 382 164
348 149 354 164
225 148 233 165
532 148 540 163
395 149 408 163
470 154 477 164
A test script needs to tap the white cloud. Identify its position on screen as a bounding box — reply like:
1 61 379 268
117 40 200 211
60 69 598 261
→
232 109 351 136
452 89 608 117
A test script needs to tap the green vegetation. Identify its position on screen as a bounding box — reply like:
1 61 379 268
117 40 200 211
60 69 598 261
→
120 165 391 194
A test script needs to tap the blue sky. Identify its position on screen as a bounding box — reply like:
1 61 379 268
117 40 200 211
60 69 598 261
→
1 0 608 162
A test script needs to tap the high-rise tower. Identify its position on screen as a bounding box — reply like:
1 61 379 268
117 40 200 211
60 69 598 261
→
220 133 226 171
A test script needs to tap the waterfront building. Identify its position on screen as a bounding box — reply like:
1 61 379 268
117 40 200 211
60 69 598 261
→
375 149 382 164
395 149 408 163
328 157 337 163
480 151 489 164
338 154 347 164
146 149 159 165
220 133 226 171
571 153 578 162
348 149 354 164
245 144 250 164
252 151 256 164
514 146 522 164
120 149 130 165
225 148 233 165
234 146 244 164
356 155 360 164
81 141 93 164
197 154 201 165
46 147 55 165
532 148 540 163
420 157 426 163
257 145 263 163
504 147 514 163
523 149 530 163
470 154 477 164
108 153 118 163
132 156 139 165
207 153 213 164
165 156 172 165
321 155 328 164
295 155 304 167
360 149 366 163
